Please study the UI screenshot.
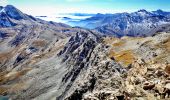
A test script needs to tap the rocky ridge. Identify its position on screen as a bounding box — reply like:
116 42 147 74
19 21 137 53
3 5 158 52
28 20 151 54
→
65 31 170 100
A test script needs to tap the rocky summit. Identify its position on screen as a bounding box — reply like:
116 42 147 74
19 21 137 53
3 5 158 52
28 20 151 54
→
0 5 170 100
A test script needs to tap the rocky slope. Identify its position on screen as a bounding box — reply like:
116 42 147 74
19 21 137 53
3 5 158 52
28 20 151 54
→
0 5 170 100
65 31 170 100
1 27 170 100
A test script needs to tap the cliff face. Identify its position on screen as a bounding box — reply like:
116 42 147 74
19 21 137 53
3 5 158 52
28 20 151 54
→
56 31 125 100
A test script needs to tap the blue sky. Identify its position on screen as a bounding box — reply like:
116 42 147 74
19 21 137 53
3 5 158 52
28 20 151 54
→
1 0 170 16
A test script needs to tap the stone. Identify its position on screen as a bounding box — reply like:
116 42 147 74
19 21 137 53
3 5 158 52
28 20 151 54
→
143 82 155 90
165 64 170 75
165 83 170 89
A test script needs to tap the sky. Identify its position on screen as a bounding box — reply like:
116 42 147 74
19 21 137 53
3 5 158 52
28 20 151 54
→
0 0 170 16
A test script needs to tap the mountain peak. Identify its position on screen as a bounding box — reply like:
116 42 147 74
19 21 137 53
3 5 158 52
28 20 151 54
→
0 5 33 27
135 9 151 16
152 9 170 16
156 9 164 12
0 6 3 10
5 5 16 9
0 5 17 12
137 9 148 13
1 5 27 20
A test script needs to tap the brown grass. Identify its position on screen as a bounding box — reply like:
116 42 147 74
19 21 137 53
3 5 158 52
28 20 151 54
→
32 40 47 47
104 37 136 66
0 68 31 95
112 41 125 47
0 86 9 95
0 82 26 95
0 46 25 67
154 37 170 63
155 37 170 51
103 37 118 44
164 38 170 51
0 52 12 65
27 41 66 66
9 82 25 93
109 50 135 66
0 68 31 85
140 40 154 46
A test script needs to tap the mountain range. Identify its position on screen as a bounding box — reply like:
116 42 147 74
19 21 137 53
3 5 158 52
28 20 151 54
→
0 5 170 100
68 9 170 37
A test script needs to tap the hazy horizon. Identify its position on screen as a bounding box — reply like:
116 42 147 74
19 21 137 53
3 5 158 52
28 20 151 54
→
0 0 170 16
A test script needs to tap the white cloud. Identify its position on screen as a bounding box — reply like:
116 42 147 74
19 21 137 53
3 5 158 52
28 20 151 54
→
17 4 133 16
17 6 57 16
0 0 8 6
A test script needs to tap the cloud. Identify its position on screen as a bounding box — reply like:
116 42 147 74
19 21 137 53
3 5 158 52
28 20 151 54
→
0 0 8 6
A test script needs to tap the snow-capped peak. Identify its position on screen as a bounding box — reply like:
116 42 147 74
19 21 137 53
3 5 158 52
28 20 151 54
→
0 5 26 27
0 6 3 10
3 5 26 20
137 9 148 13
136 9 151 16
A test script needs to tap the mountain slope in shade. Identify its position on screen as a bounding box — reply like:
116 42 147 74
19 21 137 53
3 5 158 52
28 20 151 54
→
68 9 170 37
152 9 170 16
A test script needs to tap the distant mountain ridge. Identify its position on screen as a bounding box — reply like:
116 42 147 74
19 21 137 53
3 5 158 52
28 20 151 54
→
68 9 170 37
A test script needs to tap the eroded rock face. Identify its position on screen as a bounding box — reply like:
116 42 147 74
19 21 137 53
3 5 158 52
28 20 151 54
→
61 43 126 100
56 31 103 100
